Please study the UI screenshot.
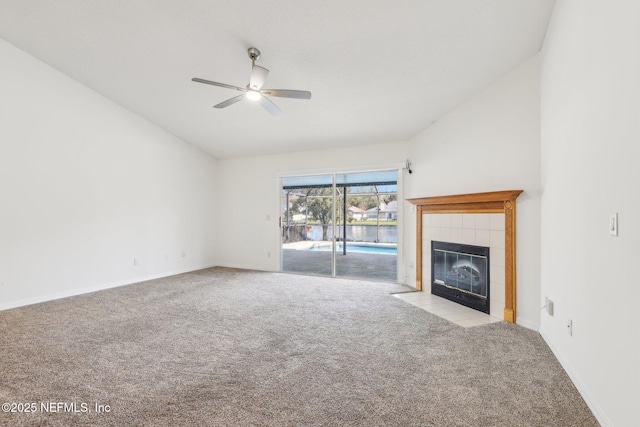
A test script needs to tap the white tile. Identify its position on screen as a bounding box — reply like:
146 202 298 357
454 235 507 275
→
422 253 430 270
490 299 505 317
451 228 464 244
422 227 431 242
413 300 437 311
475 213 490 230
433 304 472 315
439 214 451 227
490 213 505 231
490 247 506 268
426 298 455 308
490 230 505 249
456 316 495 328
490 280 504 304
429 296 459 309
413 293 435 303
451 214 463 228
400 295 501 328
430 214 441 227
400 296 432 307
462 228 475 245
490 288 504 306
491 267 505 286
462 214 476 229
429 226 441 241
440 227 451 242
475 229 491 246
393 292 421 300
446 311 486 323
423 259 431 272
422 214 431 227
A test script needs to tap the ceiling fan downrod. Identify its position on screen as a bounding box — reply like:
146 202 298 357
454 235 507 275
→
247 47 261 67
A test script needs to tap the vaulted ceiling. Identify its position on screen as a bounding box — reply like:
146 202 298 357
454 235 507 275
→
0 0 555 158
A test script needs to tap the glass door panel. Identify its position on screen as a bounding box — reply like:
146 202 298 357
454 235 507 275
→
334 172 398 281
281 174 334 276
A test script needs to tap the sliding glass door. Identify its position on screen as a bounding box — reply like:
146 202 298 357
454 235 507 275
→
280 174 335 277
280 170 398 281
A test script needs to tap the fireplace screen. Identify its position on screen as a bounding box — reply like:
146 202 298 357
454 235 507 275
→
431 241 489 313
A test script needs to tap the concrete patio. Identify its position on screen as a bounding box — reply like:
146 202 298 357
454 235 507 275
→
282 247 397 281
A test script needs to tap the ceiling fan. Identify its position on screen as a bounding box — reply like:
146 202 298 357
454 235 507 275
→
192 47 311 115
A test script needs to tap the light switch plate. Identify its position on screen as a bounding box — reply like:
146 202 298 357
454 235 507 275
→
609 213 618 236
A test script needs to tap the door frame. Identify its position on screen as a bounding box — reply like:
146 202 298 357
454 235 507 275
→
277 163 405 282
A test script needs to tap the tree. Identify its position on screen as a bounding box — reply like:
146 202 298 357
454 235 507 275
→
287 194 307 221
306 188 332 240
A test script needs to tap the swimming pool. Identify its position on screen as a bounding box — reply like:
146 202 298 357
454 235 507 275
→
308 243 397 255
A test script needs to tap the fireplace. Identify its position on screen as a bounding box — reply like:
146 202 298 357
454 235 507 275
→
408 190 522 322
431 241 490 314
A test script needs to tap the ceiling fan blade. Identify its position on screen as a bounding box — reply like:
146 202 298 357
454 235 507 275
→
214 94 245 109
260 89 311 99
249 66 269 90
192 78 246 93
260 96 282 116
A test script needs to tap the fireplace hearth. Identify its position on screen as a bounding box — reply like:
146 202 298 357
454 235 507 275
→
431 241 490 314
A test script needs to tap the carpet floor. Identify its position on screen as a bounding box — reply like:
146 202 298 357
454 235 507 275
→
0 267 597 426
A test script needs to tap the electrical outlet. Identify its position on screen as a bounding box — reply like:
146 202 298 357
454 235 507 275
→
181 251 186 258
133 258 139 266
567 318 573 336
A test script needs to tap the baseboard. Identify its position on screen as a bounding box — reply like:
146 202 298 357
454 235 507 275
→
539 329 611 427
515 316 539 331
0 264 218 312
216 262 276 272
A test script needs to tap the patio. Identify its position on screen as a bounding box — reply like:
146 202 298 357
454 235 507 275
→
282 247 397 281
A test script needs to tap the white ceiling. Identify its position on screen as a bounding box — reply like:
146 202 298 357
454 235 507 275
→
0 0 555 159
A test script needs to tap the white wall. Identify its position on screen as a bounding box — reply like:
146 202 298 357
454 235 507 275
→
215 142 409 272
405 55 542 330
0 39 219 310
540 1 640 425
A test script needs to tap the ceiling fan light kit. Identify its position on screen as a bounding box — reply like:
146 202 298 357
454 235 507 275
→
192 47 311 115
245 90 261 101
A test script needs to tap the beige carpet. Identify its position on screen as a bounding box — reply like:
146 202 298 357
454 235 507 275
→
0 267 597 426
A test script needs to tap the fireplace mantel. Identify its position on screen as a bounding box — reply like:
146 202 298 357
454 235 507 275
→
408 190 523 323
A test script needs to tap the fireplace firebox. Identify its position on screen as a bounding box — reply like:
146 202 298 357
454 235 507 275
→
431 241 490 314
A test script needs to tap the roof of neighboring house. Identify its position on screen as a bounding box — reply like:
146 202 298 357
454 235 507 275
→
367 201 398 213
384 201 398 211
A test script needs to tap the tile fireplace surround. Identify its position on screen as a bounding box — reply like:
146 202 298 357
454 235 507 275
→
427 215 501 316
408 190 523 323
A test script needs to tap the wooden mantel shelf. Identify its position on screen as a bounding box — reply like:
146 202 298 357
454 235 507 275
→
407 190 523 323
408 190 523 212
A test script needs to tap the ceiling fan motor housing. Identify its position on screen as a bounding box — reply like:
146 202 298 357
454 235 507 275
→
247 47 261 62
